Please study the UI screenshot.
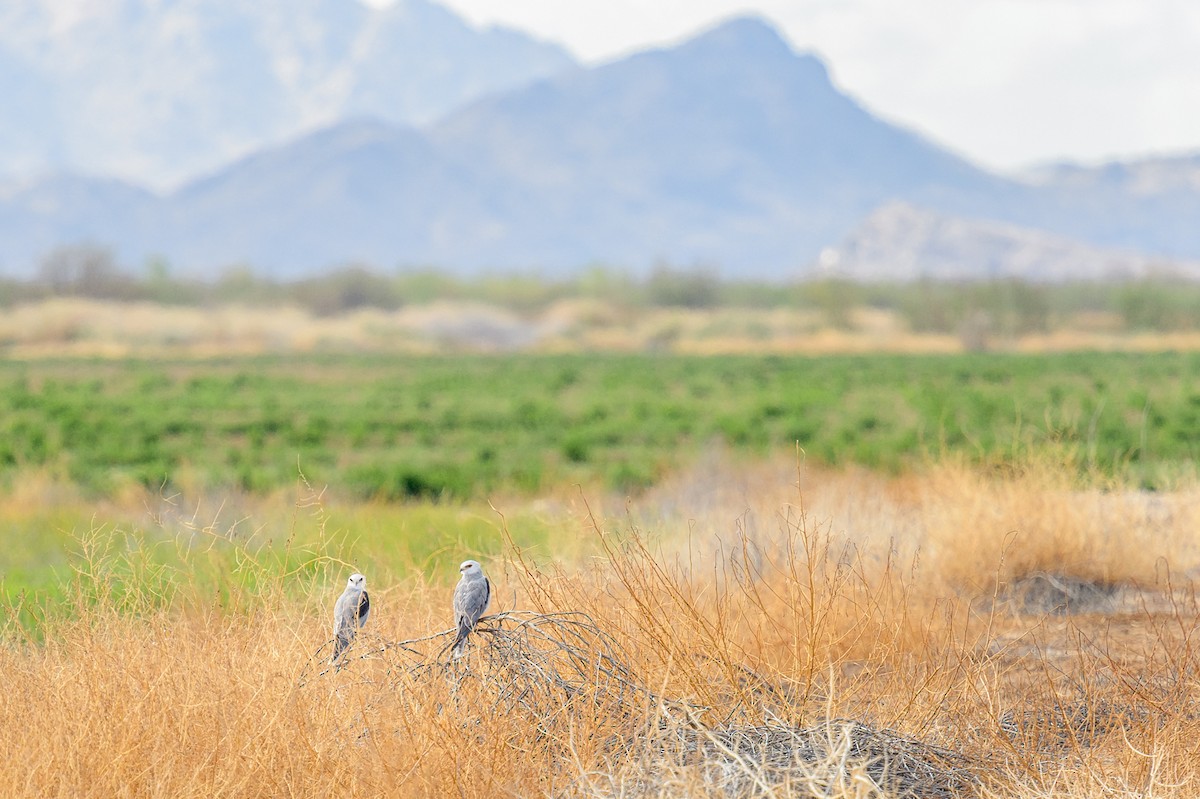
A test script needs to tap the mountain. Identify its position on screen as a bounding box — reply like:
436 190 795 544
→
151 119 486 274
414 16 1014 272
17 16 1025 277
0 15 1197 280
1016 153 1200 256
823 202 1200 282
0 0 575 189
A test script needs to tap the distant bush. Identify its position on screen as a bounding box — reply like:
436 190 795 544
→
644 264 721 308
346 462 471 501
37 245 139 300
1117 279 1200 330
212 265 282 305
798 278 862 329
0 278 47 308
897 279 1052 339
288 265 403 316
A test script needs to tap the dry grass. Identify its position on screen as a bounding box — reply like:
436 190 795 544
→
4 298 1200 356
3 460 1200 797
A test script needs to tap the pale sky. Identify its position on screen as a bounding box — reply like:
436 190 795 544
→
371 0 1200 173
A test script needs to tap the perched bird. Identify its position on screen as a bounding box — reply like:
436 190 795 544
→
452 560 491 657
332 572 370 663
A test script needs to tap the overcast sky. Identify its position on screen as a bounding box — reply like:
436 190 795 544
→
373 0 1200 173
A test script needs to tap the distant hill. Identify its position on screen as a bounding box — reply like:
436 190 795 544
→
0 0 575 189
0 175 157 276
0 14 1198 281
822 202 1200 282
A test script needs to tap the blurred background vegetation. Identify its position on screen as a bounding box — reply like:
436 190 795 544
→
3 244 1198 339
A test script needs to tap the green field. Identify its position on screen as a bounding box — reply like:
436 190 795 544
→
0 352 1196 499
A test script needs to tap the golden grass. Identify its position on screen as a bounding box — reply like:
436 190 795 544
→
4 298 1200 356
3 460 1200 797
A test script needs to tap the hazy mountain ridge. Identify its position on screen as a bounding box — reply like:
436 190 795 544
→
1015 154 1200 256
825 202 1200 282
0 12 1197 280
1024 153 1200 195
0 0 575 189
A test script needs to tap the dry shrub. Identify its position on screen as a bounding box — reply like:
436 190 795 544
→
633 451 1198 601
574 717 981 798
908 459 1198 594
300 528 989 798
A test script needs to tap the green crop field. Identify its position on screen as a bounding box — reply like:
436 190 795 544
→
0 352 1196 500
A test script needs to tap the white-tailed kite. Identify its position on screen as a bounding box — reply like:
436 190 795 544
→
332 572 370 663
452 560 491 657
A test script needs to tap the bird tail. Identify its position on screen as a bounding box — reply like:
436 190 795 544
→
451 620 472 658
332 631 353 665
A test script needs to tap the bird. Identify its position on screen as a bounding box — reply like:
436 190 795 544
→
332 572 370 663
452 560 491 657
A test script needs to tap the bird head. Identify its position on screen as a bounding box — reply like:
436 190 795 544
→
459 560 483 578
347 573 366 590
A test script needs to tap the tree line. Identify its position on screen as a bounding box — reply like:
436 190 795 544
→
2 244 1196 335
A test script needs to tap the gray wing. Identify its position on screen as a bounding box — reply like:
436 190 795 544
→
332 587 365 660
452 577 491 653
455 577 490 628
333 587 358 634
